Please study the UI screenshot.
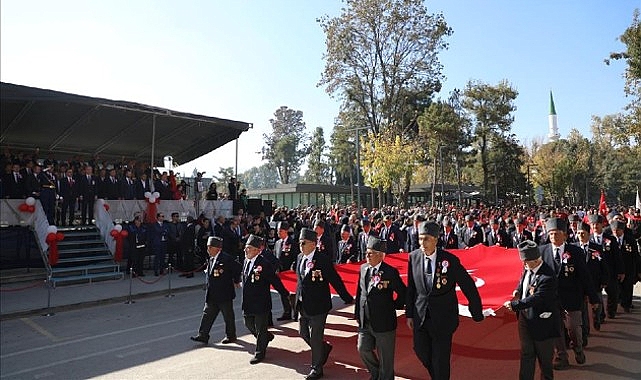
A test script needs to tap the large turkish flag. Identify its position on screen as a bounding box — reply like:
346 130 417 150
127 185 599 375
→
278 245 524 317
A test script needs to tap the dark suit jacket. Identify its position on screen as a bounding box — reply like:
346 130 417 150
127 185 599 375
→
274 236 299 271
509 262 560 341
3 172 25 198
242 255 289 315
77 174 97 199
294 251 354 316
150 221 169 248
337 237 357 263
438 232 459 250
105 177 119 199
134 178 150 200
205 251 241 304
405 225 420 252
58 176 77 203
406 248 484 334
573 241 609 289
355 261 406 332
460 225 484 248
539 243 599 311
511 229 533 248
119 177 135 200
24 172 41 197
591 232 625 278
380 223 402 253
485 228 511 248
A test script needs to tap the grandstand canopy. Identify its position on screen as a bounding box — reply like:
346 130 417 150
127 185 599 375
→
0 82 251 165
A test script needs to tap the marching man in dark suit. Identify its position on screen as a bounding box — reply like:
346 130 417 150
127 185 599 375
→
355 236 406 380
295 228 354 380
191 236 241 345
512 217 534 248
504 240 559 380
439 219 459 250
539 218 600 370
241 235 290 364
460 214 484 248
406 221 484 380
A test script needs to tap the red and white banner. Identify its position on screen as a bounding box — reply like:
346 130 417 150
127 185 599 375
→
278 245 523 317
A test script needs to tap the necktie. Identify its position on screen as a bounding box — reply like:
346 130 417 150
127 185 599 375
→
522 270 533 299
584 245 590 262
365 267 372 288
14 173 18 183
300 257 308 277
554 247 561 266
425 257 433 290
244 260 252 280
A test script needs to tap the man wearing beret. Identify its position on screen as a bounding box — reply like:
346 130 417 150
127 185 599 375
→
406 221 484 379
313 219 335 261
539 217 599 369
504 240 559 380
191 236 241 345
355 236 406 380
241 235 290 364
295 227 354 380
610 220 640 313
588 214 624 319
573 222 608 343
485 218 512 248
460 215 484 249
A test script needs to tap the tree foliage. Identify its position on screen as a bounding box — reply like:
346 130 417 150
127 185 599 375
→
462 80 518 198
328 111 359 186
238 164 280 190
262 106 309 184
304 127 330 183
318 0 451 136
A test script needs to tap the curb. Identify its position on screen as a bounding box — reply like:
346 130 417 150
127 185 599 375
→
0 284 204 321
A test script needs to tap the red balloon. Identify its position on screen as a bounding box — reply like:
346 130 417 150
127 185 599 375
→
110 230 118 237
18 203 29 212
120 230 129 237
104 204 110 211
46 232 56 243
27 205 35 213
56 232 64 241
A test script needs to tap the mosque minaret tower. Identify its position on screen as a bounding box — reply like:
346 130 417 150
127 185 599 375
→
548 91 560 142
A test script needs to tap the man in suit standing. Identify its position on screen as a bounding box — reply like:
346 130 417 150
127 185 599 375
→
119 169 135 200
134 173 150 200
539 218 600 370
3 162 25 199
460 215 484 249
337 224 358 263
355 236 406 380
295 228 354 380
439 219 459 250
191 236 241 345
485 218 512 248
241 235 290 364
358 219 376 262
59 168 77 226
77 165 97 225
504 240 559 380
406 221 484 380
313 219 335 261
379 215 401 254
274 221 298 272
611 219 640 313
405 214 426 252
150 213 169 276
588 214 624 319
511 217 534 248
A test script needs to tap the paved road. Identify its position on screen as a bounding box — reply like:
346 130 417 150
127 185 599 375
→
1 286 640 379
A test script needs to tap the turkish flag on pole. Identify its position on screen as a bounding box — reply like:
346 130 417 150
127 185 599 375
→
599 189 608 217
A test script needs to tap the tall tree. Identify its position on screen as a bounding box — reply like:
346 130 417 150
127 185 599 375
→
238 164 280 190
328 112 359 186
462 80 518 199
262 106 309 184
304 127 330 183
318 0 451 137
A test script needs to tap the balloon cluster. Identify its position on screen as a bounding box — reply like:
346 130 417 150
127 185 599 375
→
45 225 64 266
110 224 129 261
18 196 37 213
144 191 161 204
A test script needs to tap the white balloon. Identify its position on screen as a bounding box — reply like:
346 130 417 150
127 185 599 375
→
148 196 156 203
144 191 151 198
114 224 123 232
152 191 160 199
25 197 36 206
47 225 58 234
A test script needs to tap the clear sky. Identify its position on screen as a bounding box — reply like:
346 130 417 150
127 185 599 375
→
1 0 636 179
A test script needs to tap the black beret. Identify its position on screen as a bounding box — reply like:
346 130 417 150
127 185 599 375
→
245 234 264 248
366 235 386 253
610 220 626 231
299 227 317 242
207 236 223 248
418 221 440 238
587 214 604 224
277 221 289 231
545 217 567 232
517 240 540 261
576 222 591 233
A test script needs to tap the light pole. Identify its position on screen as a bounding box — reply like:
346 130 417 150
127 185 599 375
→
345 126 369 216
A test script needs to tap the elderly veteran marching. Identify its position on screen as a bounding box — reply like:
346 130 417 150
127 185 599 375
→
355 235 407 380
241 234 291 364
406 221 484 380
190 236 242 345
505 240 559 380
294 227 354 380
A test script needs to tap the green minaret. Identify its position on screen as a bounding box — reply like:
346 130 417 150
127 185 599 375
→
548 91 559 141
549 91 557 115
